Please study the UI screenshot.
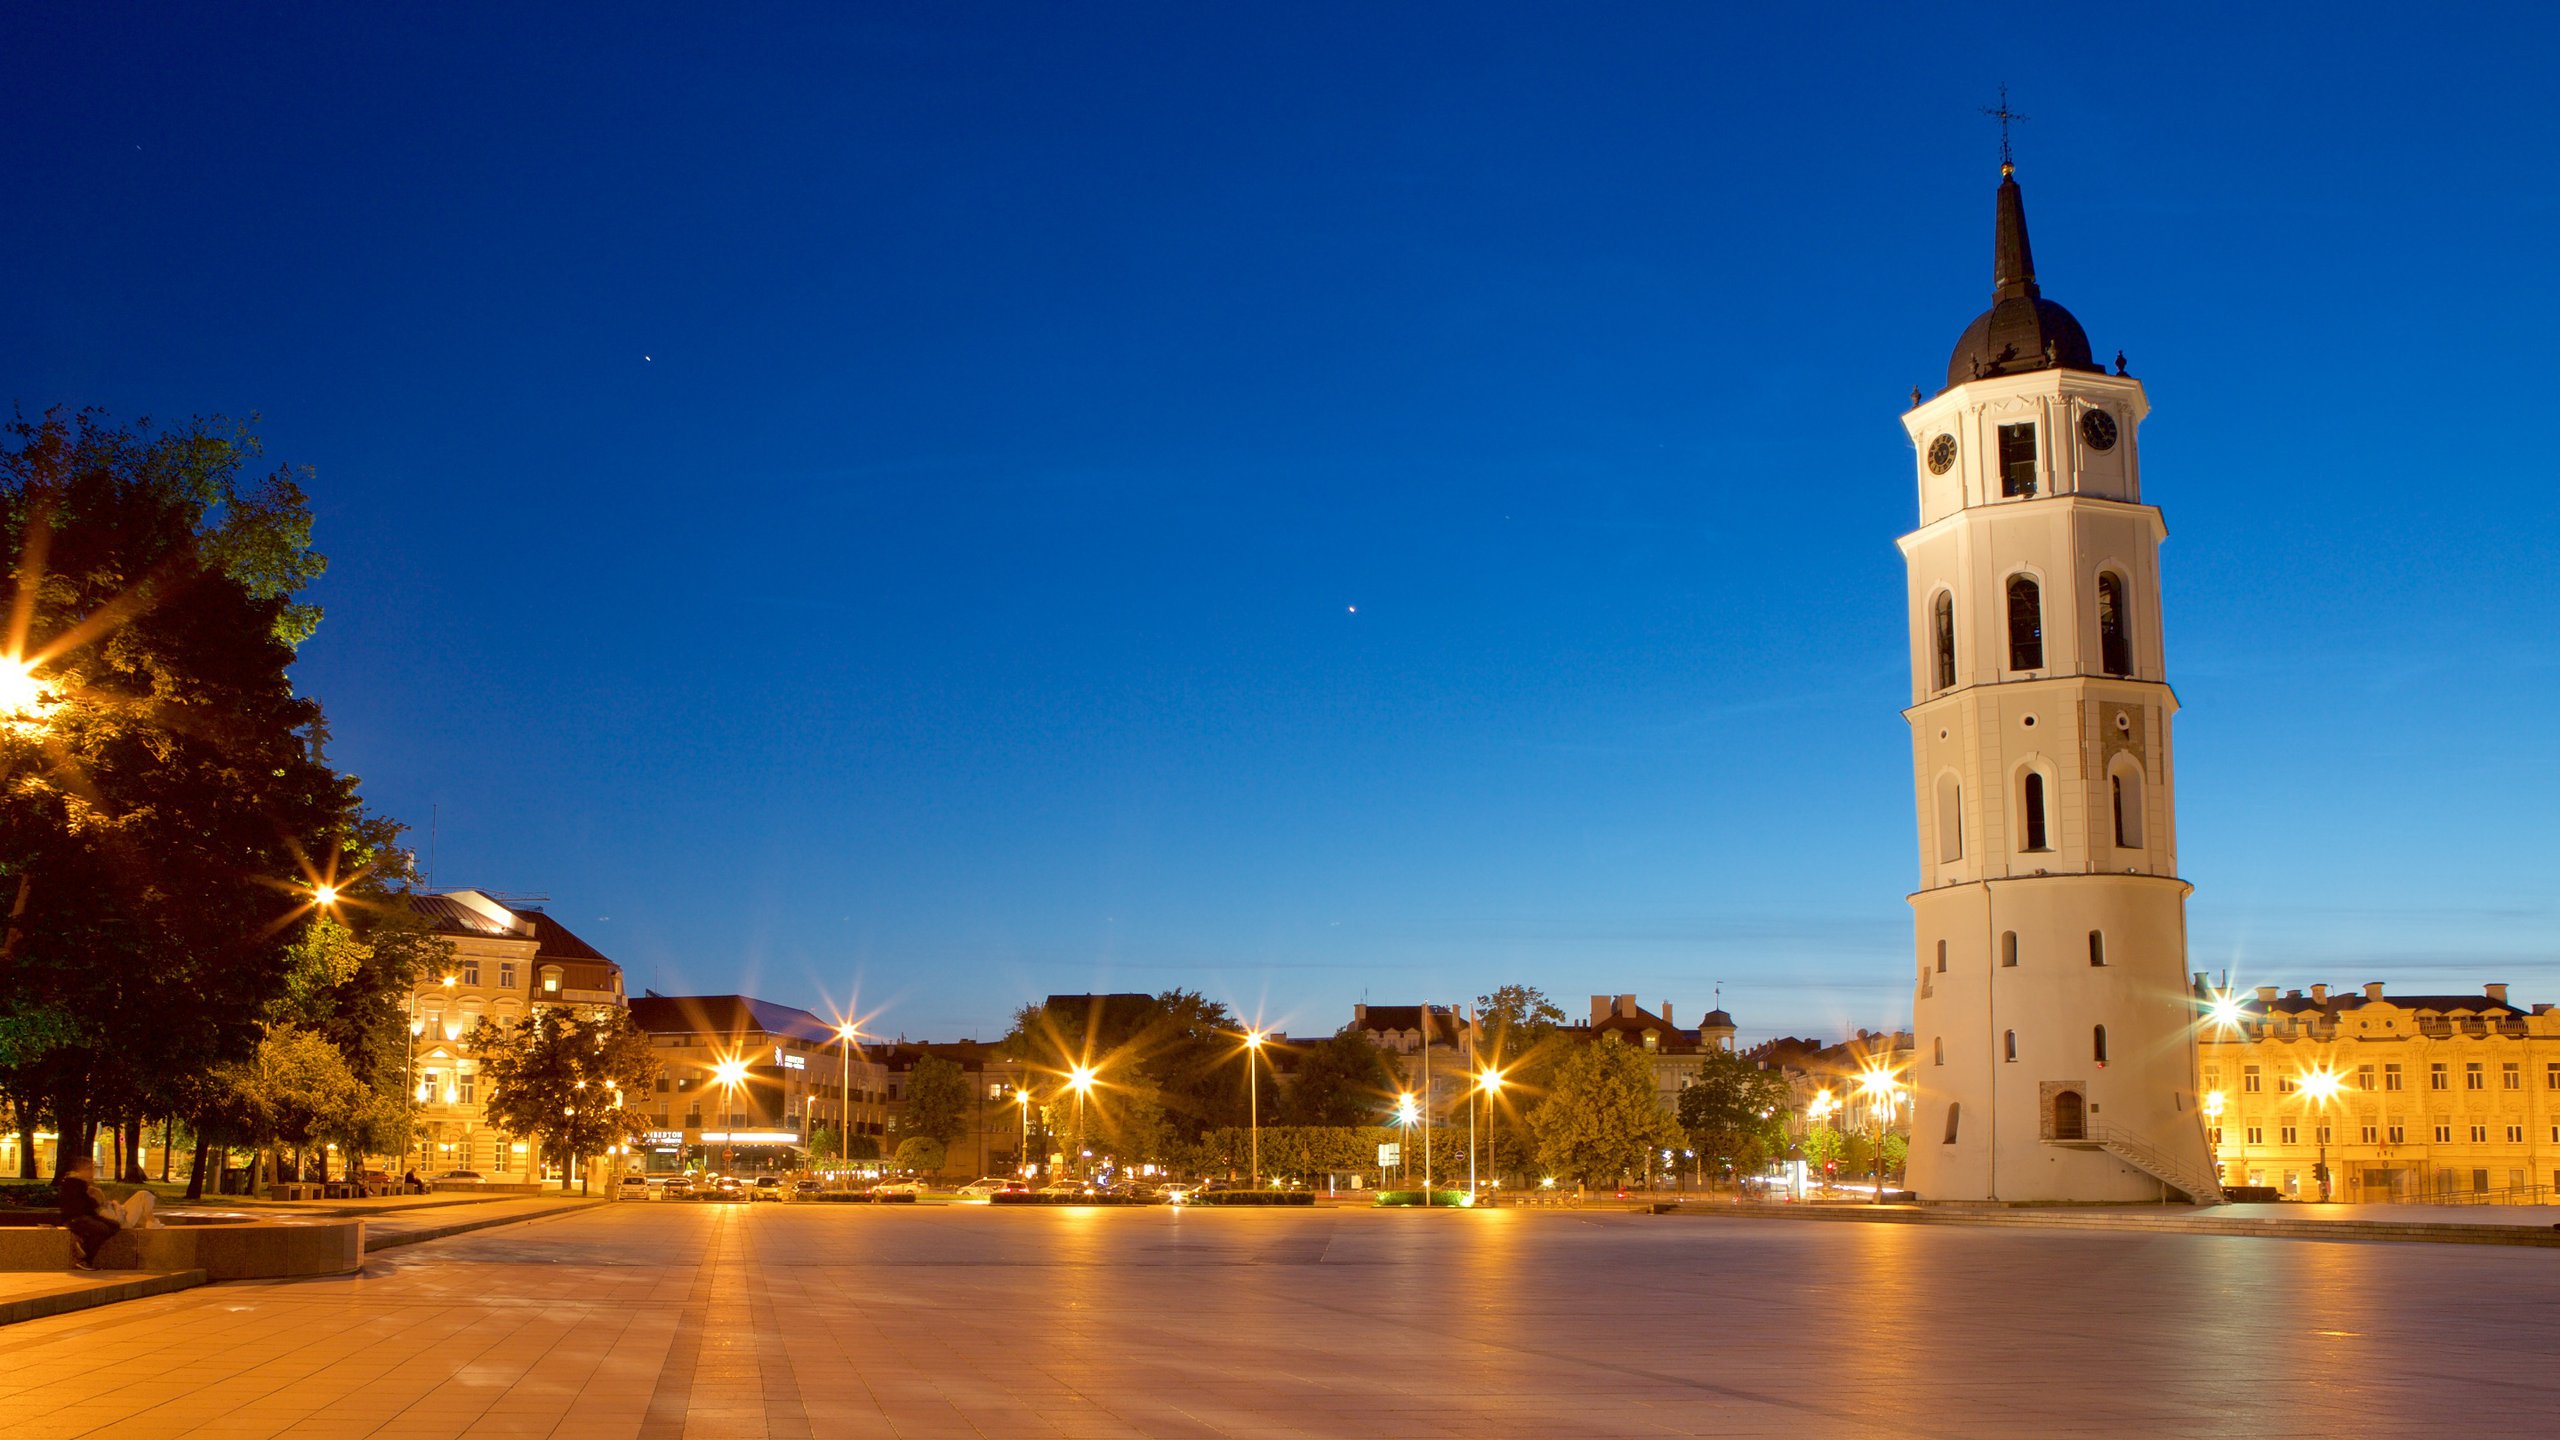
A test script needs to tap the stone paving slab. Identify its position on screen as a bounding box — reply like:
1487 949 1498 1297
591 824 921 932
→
0 1268 205 1327
0 1200 2552 1436
361 1196 609 1251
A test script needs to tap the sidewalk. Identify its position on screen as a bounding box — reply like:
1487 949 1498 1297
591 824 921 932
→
1679 1196 2560 1247
0 1268 205 1327
361 1194 610 1250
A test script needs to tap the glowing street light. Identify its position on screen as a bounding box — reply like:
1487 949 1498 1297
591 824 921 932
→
832 1021 864 1167
1066 1065 1097 1180
713 1057 749 1176
2203 989 2249 1034
311 882 340 908
2297 1065 2345 1201
1855 1068 1902 1205
0 655 56 729
1471 1065 1504 1200
1242 1029 1267 1186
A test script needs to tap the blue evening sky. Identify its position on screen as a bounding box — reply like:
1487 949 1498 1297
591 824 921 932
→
6 4 2555 1045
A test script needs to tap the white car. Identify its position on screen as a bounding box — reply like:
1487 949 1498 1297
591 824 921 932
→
870 1179 929 1196
956 1177 1028 1198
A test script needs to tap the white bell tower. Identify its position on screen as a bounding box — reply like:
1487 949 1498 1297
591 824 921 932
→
1898 158 2219 1204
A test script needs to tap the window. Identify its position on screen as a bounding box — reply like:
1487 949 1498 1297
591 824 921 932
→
1931 591 1956 691
2245 1125 2264 1145
2243 1066 2261 1093
2210 1126 2223 1145
2548 1062 2560 1089
2434 1125 2452 1143
2507 1125 2525 1144
419 1070 441 1104
2097 571 2132 676
2360 1125 2378 1144
2280 1125 2297 1145
499 962 517 990
1998 422 2038 496
2430 1063 2448 1091
2092 1025 2108 1063
2465 1062 2484 1090
2276 1075 2297 1096
1943 1104 1960 1144
459 1072 476 1105
2314 1123 2330 1145
2204 1067 2222 1089
2356 1065 2374 1091
2003 1030 2017 1062
2022 771 2049 851
2385 1064 2403 1092
1936 773 1964 863
2388 1123 2404 1144
462 960 482 986
2006 575 2044 669
2001 931 2019 968
541 965 563 995
2087 931 2106 967
1933 1037 1944 1066
1935 940 1948 974
2470 1124 2489 1143
2111 767 2145 848
2501 1062 2520 1090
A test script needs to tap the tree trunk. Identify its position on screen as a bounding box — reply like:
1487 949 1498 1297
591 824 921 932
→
161 1116 174 1183
13 1111 34 1179
51 1088 88 1177
185 1127 211 1201
123 1116 145 1182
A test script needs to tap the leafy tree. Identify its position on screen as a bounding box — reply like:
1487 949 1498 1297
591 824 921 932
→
0 410 367 1176
997 989 1258 1145
903 1054 972 1148
206 1024 366 1188
1278 1028 1398 1126
1474 984 1572 1183
468 1007 660 1192
1675 1050 1792 1187
1528 1040 1683 1187
892 1136 946 1174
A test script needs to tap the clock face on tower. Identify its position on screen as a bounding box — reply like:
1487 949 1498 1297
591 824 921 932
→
1926 434 1958 474
2079 409 2119 452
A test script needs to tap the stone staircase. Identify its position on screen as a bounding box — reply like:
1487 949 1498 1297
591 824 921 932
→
2062 1122 2225 1206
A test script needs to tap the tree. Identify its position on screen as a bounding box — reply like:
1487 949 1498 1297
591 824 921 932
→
206 1024 367 1187
1675 1050 1792 1187
997 989 1254 1146
892 1136 946 1174
1475 984 1572 1182
468 1007 660 1191
1278 1028 1397 1126
1528 1040 1683 1187
1 410 361 1176
903 1054 971 1149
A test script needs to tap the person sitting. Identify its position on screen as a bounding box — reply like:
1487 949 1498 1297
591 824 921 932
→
57 1157 152 1269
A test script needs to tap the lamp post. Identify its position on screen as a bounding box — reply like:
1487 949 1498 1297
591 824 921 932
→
1243 1029 1266 1186
1394 1092 1418 1189
2298 1067 2344 1202
713 1058 748 1176
1474 1066 1504 1200
834 1022 863 1172
1015 1086 1035 1177
1857 1068 1900 1204
1067 1066 1095 1183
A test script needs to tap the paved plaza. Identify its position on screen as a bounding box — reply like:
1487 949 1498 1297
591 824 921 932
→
1 1202 2555 1439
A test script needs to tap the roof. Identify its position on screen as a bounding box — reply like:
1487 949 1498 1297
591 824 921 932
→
405 893 527 939
516 909 610 963
1352 1005 1468 1043
1946 168 2100 390
627 994 837 1045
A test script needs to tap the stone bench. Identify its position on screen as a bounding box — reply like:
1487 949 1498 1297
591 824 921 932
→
0 1213 364 1279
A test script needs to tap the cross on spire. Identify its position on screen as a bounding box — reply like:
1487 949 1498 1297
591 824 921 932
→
1982 85 2028 176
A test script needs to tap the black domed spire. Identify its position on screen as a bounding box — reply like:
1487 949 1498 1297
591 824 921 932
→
1947 164 2097 390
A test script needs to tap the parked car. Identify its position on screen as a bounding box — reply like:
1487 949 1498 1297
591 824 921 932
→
791 1178 822 1197
709 1175 748 1201
1033 1181 1090 1197
751 1175 784 1201
870 1178 929 1196
617 1173 654 1197
957 1177 1028 1198
661 1174 696 1197
432 1170 484 1182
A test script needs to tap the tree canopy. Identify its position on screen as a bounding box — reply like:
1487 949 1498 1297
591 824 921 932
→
468 1007 660 1186
1528 1039 1684 1186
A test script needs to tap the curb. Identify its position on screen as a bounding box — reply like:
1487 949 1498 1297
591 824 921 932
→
1673 1202 2560 1248
364 1199 611 1253
0 1268 207 1328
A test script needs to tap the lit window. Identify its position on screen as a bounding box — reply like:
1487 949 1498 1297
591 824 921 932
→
2006 575 2044 669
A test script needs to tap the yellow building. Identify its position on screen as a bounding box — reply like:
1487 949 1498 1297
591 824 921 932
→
403 890 626 1183
2197 982 2560 1203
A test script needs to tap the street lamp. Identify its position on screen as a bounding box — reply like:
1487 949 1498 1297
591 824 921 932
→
1474 1066 1504 1199
834 1022 863 1170
713 1058 748 1176
1855 1069 1900 1204
1242 1029 1266 1186
1067 1065 1096 1182
2297 1066 2344 1202
1015 1086 1036 1177
0 654 57 730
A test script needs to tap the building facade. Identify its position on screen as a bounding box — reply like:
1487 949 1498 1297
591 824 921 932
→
2198 982 2560 1202
403 890 626 1181
624 994 889 1175
1898 159 2218 1204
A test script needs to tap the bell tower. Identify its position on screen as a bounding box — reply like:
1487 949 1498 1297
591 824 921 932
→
1898 158 2219 1204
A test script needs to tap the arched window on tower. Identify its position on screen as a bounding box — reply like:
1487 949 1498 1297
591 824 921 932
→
2007 575 2043 670
2088 930 2106 967
2111 765 2146 848
1933 1036 1944 1066
1935 772 1964 863
2021 771 2050 851
1935 939 1948 974
2001 931 2018 968
1943 1103 1961 1144
2003 1029 2018 1062
1931 591 1956 691
2093 1025 2109 1065
2097 571 2133 676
